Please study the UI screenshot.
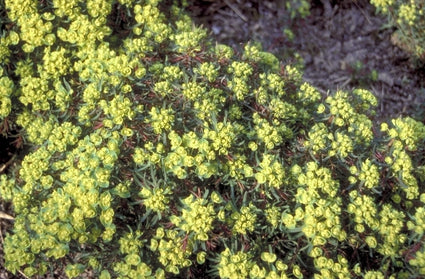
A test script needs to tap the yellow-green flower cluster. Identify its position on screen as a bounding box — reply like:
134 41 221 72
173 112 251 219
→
0 32 15 63
228 104 243 120
326 90 355 126
329 132 353 158
195 62 219 83
217 248 255 279
347 114 374 144
364 270 388 279
253 112 284 149
0 76 14 118
312 254 351 279
407 205 425 235
265 205 280 228
58 14 111 45
133 2 171 43
65 264 85 279
204 121 236 155
161 65 183 81
398 2 418 26
5 0 54 52
86 0 113 19
3 218 40 275
19 76 52 111
215 43 234 60
0 175 15 201
297 161 339 199
349 159 380 189
111 230 161 278
231 203 257 235
72 42 111 82
254 154 285 188
228 77 250 100
269 97 298 120
228 61 253 100
243 43 262 62
409 247 425 275
353 88 378 111
52 0 81 19
20 129 121 252
304 123 331 154
123 36 153 59
171 15 207 54
113 259 158 279
194 88 225 120
82 82 102 105
229 61 253 78
301 198 346 245
163 148 193 179
225 154 253 180
217 248 292 279
47 122 82 152
384 117 425 151
259 72 286 97
370 0 395 12
182 81 205 101
139 185 170 213
297 82 321 104
135 129 222 180
18 145 52 193
99 95 135 127
13 58 33 78
150 228 193 274
146 106 174 134
243 43 280 71
347 191 379 233
107 54 136 79
284 64 303 84
292 162 347 245
40 47 71 79
254 85 269 105
384 139 420 199
170 195 215 241
53 79 73 112
312 89 375 150
153 80 174 97
376 204 406 257
281 207 304 230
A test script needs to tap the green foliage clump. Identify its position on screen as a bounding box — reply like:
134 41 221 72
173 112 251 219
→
0 0 425 278
371 0 425 61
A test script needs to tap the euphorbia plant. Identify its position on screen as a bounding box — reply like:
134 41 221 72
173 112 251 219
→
0 0 424 278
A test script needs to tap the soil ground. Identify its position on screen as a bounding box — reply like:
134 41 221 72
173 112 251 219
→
1 0 425 278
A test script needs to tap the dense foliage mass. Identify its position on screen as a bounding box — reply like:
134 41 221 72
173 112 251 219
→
0 0 425 278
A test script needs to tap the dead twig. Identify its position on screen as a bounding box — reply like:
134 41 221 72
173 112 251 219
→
223 0 247 22
0 154 16 174
0 211 14 220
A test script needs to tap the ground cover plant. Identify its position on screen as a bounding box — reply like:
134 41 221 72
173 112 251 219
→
0 0 425 278
370 0 425 62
